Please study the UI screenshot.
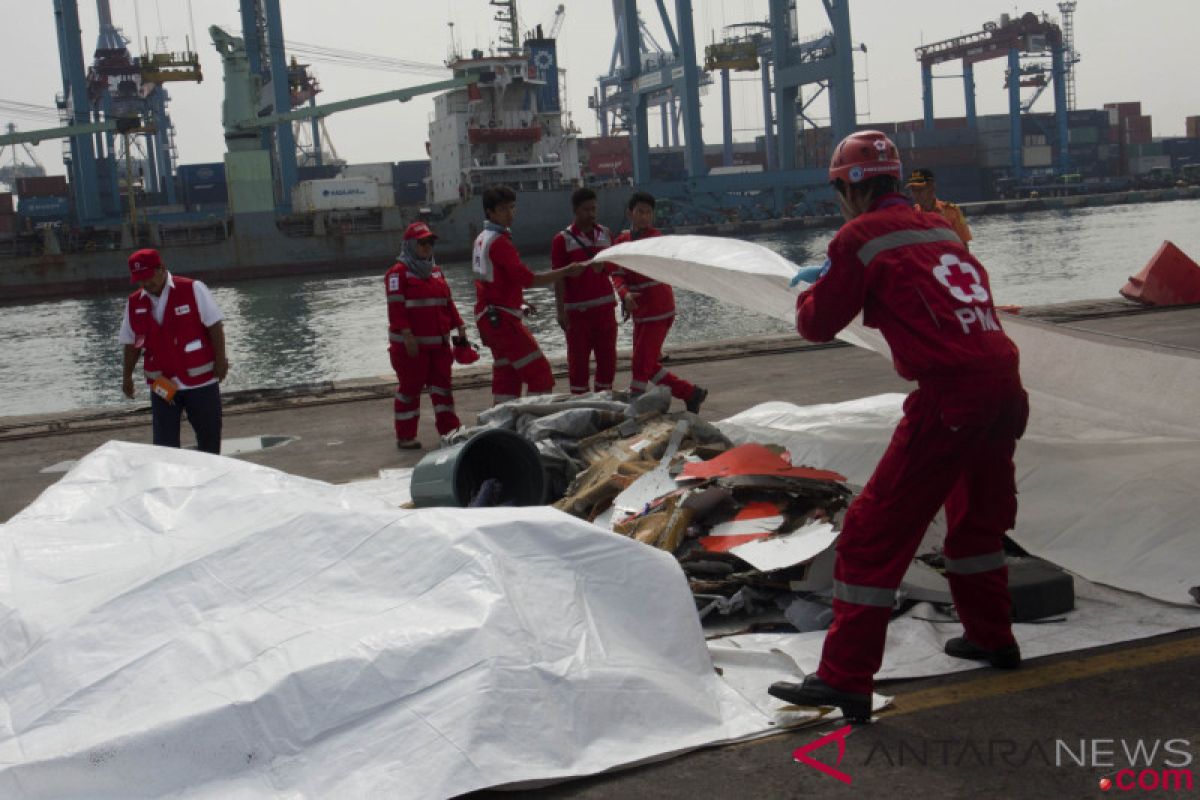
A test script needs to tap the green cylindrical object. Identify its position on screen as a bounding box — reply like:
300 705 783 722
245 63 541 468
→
409 428 545 508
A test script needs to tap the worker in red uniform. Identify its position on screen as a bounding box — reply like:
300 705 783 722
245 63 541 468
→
551 187 618 395
119 248 229 454
768 131 1029 722
473 185 586 405
611 191 707 414
385 222 468 450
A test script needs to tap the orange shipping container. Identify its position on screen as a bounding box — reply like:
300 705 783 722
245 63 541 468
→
0 193 12 214
1187 116 1200 139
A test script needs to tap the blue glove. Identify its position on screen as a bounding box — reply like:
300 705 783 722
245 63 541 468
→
790 258 831 287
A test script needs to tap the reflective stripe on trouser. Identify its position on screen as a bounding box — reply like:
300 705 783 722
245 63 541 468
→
631 317 693 401
476 313 553 403
565 305 617 394
389 344 460 439
817 386 1026 695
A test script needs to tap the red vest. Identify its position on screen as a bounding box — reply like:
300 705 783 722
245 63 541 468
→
797 194 1019 387
551 223 617 314
385 261 464 347
612 227 676 322
127 277 216 386
473 228 535 318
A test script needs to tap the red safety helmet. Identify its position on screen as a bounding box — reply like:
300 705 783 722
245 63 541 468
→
828 130 902 186
453 341 480 365
403 221 438 241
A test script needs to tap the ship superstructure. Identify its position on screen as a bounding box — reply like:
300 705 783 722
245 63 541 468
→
428 27 580 205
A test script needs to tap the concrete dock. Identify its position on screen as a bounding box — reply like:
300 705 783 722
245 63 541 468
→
3 298 1199 797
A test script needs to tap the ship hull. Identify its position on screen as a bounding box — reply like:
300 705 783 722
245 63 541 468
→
0 188 633 302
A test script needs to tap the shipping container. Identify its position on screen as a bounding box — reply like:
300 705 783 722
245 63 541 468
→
976 114 1012 132
583 136 634 177
291 177 382 212
16 175 68 198
903 144 979 167
0 193 12 214
1122 115 1153 145
1104 101 1142 119
1022 145 1053 168
392 160 429 183
297 164 342 181
18 195 70 219
1188 116 1200 139
980 147 1014 168
342 162 394 186
1068 109 1110 127
1128 155 1171 175
178 162 229 208
894 127 975 149
1069 127 1099 145
0 213 16 239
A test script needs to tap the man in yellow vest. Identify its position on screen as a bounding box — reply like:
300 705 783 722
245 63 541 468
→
908 168 973 250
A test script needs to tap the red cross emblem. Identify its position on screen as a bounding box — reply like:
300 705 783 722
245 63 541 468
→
932 254 989 303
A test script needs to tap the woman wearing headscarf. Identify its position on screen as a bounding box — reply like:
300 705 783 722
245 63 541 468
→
385 222 468 449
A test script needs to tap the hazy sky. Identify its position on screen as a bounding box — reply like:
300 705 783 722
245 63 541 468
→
5 0 1198 173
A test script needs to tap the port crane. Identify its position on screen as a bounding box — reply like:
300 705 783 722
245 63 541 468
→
915 10 1075 178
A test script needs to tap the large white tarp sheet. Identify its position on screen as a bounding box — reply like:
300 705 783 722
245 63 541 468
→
0 442 775 799
594 234 1200 605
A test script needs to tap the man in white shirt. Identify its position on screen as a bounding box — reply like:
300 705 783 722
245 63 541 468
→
119 248 229 454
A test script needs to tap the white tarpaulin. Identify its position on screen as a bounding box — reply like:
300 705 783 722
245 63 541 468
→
593 234 1200 605
0 442 780 799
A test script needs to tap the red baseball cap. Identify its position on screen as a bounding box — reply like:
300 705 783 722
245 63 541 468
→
128 248 162 284
403 221 438 241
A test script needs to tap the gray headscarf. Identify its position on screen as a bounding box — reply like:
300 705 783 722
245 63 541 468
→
397 238 436 280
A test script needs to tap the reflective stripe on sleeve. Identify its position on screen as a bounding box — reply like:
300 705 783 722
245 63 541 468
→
833 579 895 608
512 350 543 369
565 295 616 311
943 551 1006 575
634 311 675 323
857 227 962 266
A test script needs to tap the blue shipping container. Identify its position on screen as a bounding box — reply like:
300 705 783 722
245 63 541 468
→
18 195 70 220
178 163 228 207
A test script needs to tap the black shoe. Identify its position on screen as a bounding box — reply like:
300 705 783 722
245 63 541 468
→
685 385 708 414
944 637 1022 669
768 674 872 723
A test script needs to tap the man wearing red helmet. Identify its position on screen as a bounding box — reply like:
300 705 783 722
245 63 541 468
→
119 248 229 454
769 131 1029 722
385 222 469 449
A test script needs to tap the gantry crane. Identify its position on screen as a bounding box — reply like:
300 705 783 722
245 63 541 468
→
915 11 1073 178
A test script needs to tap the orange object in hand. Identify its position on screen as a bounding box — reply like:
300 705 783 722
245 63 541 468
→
151 376 177 404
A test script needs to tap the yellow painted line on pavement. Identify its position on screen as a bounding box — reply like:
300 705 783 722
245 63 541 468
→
886 633 1200 718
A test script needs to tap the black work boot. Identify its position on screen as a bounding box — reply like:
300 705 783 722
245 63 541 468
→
768 674 872 723
944 637 1022 669
685 385 708 414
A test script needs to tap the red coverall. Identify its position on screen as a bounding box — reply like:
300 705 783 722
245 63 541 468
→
473 227 554 403
611 227 696 400
796 193 1028 696
385 260 464 440
551 223 618 394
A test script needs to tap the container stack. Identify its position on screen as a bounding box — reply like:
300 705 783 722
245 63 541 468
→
15 176 71 225
0 191 15 240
